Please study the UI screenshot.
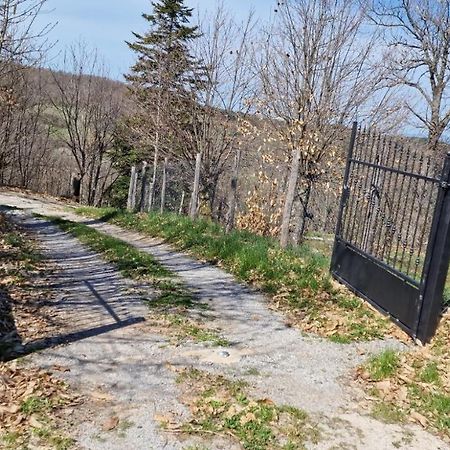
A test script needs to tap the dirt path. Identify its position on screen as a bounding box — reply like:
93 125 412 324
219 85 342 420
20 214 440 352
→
1 189 448 450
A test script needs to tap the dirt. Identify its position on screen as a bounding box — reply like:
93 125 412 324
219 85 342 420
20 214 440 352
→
0 188 448 450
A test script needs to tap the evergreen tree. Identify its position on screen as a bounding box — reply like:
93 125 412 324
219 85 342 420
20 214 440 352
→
124 0 202 209
126 0 200 96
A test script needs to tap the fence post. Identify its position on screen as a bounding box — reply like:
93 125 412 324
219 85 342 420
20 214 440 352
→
417 152 450 343
127 165 137 212
189 153 202 219
333 122 357 241
148 151 158 211
139 161 148 212
226 149 241 233
179 191 186 215
160 157 168 214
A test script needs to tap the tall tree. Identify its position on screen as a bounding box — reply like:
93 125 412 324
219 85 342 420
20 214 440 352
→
257 0 383 247
125 0 201 209
371 0 450 152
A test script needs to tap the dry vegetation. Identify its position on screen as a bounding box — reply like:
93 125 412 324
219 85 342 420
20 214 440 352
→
0 212 61 359
157 366 321 450
0 212 81 449
356 315 450 440
0 361 80 449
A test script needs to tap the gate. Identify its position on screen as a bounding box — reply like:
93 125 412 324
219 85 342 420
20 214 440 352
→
331 122 450 343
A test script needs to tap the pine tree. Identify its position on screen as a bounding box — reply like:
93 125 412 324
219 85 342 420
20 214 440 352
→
124 0 202 209
126 0 200 95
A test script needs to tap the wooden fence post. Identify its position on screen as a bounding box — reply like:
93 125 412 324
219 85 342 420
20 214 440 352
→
189 153 202 219
127 165 137 211
148 151 158 211
160 157 168 214
139 161 148 212
226 149 241 233
178 191 186 215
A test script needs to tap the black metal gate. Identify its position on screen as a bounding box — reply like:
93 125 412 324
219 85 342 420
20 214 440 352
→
331 122 450 343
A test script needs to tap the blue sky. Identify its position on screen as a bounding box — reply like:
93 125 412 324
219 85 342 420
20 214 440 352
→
36 0 274 79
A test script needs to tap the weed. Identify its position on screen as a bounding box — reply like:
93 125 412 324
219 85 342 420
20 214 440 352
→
20 396 53 415
169 368 320 450
32 427 75 450
4 232 24 247
371 402 405 424
243 367 260 376
1 431 20 447
366 350 400 381
117 419 134 438
419 361 440 384
158 313 230 346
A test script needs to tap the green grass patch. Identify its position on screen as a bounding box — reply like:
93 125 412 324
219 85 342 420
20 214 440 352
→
371 402 406 424
158 313 230 347
20 396 54 415
359 326 450 438
419 361 440 384
47 216 170 280
170 368 321 449
73 207 392 342
366 350 400 381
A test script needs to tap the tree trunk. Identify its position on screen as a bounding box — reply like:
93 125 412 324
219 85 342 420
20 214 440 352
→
226 149 241 233
189 153 202 219
127 165 138 211
292 182 312 246
279 148 301 248
160 157 168 214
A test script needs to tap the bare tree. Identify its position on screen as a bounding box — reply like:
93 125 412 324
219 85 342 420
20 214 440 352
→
256 0 384 247
178 6 256 217
0 0 53 76
0 0 53 185
50 43 123 205
371 0 450 151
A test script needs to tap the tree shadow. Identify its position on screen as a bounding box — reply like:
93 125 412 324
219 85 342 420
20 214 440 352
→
1 214 147 362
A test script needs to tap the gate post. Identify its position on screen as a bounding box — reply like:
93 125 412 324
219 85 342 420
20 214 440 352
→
417 151 450 343
331 122 358 268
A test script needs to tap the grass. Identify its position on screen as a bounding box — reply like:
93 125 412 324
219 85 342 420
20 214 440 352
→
154 313 231 347
167 367 321 449
48 216 170 280
372 402 406 424
73 207 395 342
20 396 54 415
366 350 400 381
359 321 450 438
46 216 230 347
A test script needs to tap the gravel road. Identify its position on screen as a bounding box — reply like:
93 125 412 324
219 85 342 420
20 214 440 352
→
1 189 448 450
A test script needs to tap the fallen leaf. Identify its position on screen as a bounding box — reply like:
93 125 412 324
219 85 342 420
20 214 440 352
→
102 416 119 431
91 391 114 402
29 415 43 428
240 412 256 425
410 411 428 427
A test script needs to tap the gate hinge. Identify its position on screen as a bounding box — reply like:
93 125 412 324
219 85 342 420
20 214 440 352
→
441 181 450 190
